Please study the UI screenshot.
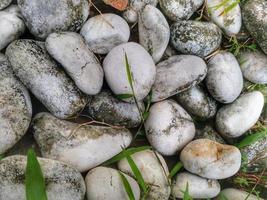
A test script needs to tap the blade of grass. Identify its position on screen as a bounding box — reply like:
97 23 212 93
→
169 161 183 178
25 149 47 200
103 146 151 166
182 183 193 200
126 155 148 193
119 171 135 200
116 93 134 100
235 128 267 149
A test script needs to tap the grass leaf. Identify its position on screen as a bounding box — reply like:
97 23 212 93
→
218 193 229 200
125 52 134 92
169 161 183 178
116 93 134 100
25 149 47 200
126 155 148 193
103 146 151 166
182 183 193 200
235 128 267 149
119 171 135 200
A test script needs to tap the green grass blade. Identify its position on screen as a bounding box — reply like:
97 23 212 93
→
116 93 134 100
218 193 229 200
169 161 183 178
126 155 148 193
235 128 267 149
119 171 135 200
103 146 151 166
124 52 134 91
25 149 47 200
182 183 193 200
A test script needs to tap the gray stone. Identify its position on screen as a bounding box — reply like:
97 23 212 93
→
216 91 264 138
215 188 263 200
170 20 222 57
0 0 12 10
151 55 207 102
195 125 225 144
80 13 130 54
5 39 86 119
242 0 267 54
159 0 204 21
32 112 132 172
0 155 86 200
46 32 104 95
0 54 32 154
17 0 89 39
206 52 243 103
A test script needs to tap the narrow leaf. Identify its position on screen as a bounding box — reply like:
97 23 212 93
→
169 161 183 178
119 171 135 200
126 155 148 193
125 52 134 91
25 149 47 200
182 183 193 200
116 93 134 100
103 146 151 166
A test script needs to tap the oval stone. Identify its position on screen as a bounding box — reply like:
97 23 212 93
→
215 188 263 200
180 139 241 179
32 112 132 172
80 13 130 54
145 100 195 156
46 32 104 95
0 0 12 10
170 20 222 57
85 167 140 200
216 91 264 138
5 39 86 119
206 52 243 103
17 0 89 39
151 55 207 102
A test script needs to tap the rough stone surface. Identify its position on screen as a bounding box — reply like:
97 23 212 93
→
0 0 12 10
215 188 263 200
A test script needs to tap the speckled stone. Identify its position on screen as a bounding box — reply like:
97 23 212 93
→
172 172 220 199
118 150 171 200
215 188 263 200
159 0 204 21
0 0 12 10
5 39 86 119
242 0 267 54
195 125 225 144
46 32 104 95
180 139 241 179
176 85 217 120
206 52 243 104
86 90 143 128
85 167 140 200
138 5 170 63
151 55 207 102
0 54 32 154
216 91 264 138
32 112 132 172
170 20 222 57
80 13 130 54
207 0 242 36
237 49 267 84
0 155 86 200
145 100 195 156
0 5 25 51
17 0 89 39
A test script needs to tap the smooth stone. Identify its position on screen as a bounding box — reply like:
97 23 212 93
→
0 55 32 154
242 0 267 54
151 55 207 102
0 0 12 10
207 0 242 36
122 8 139 23
237 49 267 84
138 5 170 63
215 188 263 200
5 39 86 119
85 167 140 200
32 112 132 172
80 13 130 54
86 90 143 128
0 155 86 200
170 20 222 57
180 139 241 179
118 149 171 200
0 5 25 51
216 91 264 138
206 52 243 103
176 85 217 120
17 0 89 39
46 32 104 95
159 0 204 21
195 125 225 144
103 42 156 102
172 172 220 199
144 100 195 156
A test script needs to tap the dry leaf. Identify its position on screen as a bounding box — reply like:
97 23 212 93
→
103 0 128 11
